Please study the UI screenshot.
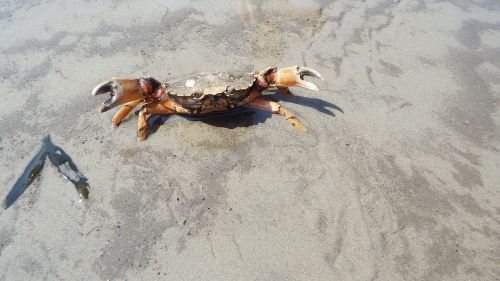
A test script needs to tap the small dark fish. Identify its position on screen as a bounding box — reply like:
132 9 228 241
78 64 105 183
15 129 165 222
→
2 135 89 209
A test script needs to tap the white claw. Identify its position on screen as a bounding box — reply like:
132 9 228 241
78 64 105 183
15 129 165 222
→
297 80 319 91
299 67 323 80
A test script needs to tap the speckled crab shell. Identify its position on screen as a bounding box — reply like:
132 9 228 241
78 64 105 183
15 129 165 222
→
164 71 259 113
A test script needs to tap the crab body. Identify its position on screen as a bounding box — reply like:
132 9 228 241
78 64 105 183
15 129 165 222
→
92 66 323 140
164 71 256 114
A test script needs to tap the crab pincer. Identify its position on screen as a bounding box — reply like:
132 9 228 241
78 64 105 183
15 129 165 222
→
92 78 164 127
265 65 323 91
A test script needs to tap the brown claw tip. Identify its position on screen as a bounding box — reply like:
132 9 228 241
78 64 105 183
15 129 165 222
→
299 67 323 80
99 104 110 113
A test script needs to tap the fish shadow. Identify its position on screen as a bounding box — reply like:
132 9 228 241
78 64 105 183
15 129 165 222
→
147 90 343 133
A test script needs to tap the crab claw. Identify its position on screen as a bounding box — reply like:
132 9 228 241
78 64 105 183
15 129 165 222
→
92 78 161 113
274 66 323 91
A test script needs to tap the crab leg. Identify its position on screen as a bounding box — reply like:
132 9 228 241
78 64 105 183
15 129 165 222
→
137 102 176 141
112 99 143 127
247 99 306 131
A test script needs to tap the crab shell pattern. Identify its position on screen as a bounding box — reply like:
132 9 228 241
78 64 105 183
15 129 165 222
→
92 66 323 140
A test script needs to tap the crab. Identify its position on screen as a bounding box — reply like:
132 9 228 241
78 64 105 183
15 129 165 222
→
92 65 323 140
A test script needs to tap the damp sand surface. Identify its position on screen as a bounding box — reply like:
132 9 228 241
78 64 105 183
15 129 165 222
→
0 1 500 280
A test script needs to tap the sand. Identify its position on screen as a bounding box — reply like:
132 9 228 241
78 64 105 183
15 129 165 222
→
0 0 499 280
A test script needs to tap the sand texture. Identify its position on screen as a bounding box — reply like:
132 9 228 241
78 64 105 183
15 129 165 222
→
0 0 499 280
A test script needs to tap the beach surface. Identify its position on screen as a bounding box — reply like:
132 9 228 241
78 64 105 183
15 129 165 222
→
0 0 499 280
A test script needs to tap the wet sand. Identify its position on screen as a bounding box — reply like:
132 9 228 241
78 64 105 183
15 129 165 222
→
0 0 499 280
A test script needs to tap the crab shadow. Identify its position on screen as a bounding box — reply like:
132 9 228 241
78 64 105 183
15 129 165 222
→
148 108 270 134
147 91 343 134
268 91 344 117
